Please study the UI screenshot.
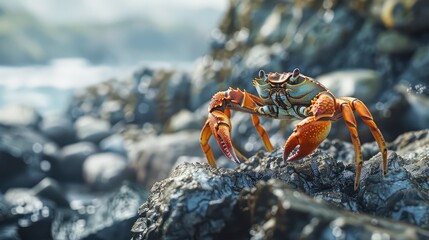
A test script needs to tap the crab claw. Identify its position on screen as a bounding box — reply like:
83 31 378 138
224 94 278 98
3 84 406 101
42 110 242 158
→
208 110 240 164
283 116 331 161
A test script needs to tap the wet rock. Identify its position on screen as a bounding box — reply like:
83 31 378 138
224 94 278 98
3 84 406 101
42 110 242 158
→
132 129 429 239
133 70 191 126
39 115 77 147
238 180 429 240
399 45 429 96
74 116 111 144
165 109 201 133
4 188 56 240
0 224 19 240
32 178 69 208
83 153 133 191
129 131 202 188
0 105 42 129
99 134 127 157
100 100 125 125
0 127 52 191
376 30 416 55
131 162 257 239
379 0 429 32
55 142 98 182
317 69 382 102
53 183 147 240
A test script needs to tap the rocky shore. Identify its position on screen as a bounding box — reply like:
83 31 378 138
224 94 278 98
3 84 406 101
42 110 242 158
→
1 0 429 239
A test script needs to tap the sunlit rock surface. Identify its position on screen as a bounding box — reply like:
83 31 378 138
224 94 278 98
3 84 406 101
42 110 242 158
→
132 129 429 239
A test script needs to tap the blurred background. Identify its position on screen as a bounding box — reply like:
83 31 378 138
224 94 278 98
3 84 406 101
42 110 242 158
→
1 0 428 239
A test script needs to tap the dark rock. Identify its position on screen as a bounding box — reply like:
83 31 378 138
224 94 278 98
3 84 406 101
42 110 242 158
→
83 153 133 191
129 131 203 189
0 224 19 240
378 0 429 32
99 134 127 157
0 127 53 191
39 115 77 147
0 193 13 223
317 69 382 102
55 142 98 182
74 116 111 144
32 178 69 208
132 129 429 239
131 162 256 239
376 30 416 55
53 183 147 240
4 188 56 240
237 180 429 240
132 70 191 126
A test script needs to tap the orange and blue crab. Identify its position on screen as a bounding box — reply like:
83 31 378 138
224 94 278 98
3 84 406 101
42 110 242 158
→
200 68 387 190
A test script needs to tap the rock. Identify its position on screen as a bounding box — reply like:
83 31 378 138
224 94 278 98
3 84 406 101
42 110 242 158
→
165 109 201 133
0 224 19 240
131 162 256 239
83 153 133 191
100 100 125 125
238 180 429 239
4 188 56 240
129 131 203 188
399 45 429 96
376 30 416 55
55 142 98 182
32 178 69 208
0 193 13 223
74 116 111 144
132 129 429 239
317 69 382 102
379 0 429 32
0 127 53 191
39 115 77 147
0 105 42 128
132 70 191 126
53 183 147 240
99 134 127 157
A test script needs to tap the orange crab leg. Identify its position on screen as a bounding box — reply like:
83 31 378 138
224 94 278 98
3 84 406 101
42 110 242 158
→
347 98 388 176
200 120 217 167
338 100 363 191
200 88 274 166
251 114 273 152
283 92 335 161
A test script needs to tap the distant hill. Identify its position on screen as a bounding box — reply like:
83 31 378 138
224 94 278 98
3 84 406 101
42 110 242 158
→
0 4 223 65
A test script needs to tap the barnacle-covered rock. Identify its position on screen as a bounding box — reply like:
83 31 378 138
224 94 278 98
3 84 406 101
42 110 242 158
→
132 129 429 239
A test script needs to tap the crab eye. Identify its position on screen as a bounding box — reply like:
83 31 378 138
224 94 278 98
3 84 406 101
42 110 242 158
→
293 68 300 78
258 70 265 79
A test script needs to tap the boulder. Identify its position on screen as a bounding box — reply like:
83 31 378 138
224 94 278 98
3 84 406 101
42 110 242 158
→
74 116 111 144
83 153 133 191
129 131 203 189
132 129 429 239
53 183 147 240
0 105 42 128
55 142 98 182
39 115 77 147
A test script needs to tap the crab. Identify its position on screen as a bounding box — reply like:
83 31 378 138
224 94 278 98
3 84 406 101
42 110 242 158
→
200 68 387 190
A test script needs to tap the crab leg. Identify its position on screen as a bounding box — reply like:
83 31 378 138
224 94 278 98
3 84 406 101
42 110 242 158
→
200 88 274 166
338 100 363 191
251 114 274 152
200 120 217 167
283 92 335 161
344 98 388 176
